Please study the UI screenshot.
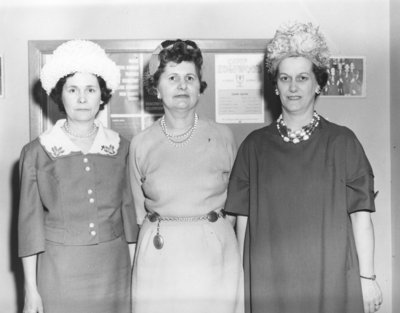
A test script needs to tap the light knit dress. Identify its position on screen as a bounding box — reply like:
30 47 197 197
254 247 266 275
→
130 117 244 313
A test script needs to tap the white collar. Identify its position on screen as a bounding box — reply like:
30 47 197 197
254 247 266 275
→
39 119 120 158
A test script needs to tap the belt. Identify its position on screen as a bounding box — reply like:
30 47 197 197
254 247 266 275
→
147 209 225 223
146 209 225 250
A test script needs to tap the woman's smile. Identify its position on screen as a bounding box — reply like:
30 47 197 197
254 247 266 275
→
287 95 301 100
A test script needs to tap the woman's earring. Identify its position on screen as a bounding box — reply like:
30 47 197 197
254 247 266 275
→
157 91 161 99
315 86 321 95
275 88 280 96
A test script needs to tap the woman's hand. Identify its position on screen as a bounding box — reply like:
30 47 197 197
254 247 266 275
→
361 278 383 313
22 255 43 312
23 286 44 313
350 211 382 312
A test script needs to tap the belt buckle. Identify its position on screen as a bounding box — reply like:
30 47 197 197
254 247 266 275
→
207 211 219 222
148 212 160 223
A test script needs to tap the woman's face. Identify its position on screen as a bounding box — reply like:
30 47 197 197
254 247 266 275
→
157 61 201 113
62 72 102 123
277 56 319 116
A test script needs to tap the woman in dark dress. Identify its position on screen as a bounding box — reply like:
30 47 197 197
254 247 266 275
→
225 22 382 313
19 40 138 313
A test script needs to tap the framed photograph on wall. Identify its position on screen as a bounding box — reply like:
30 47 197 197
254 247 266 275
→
322 56 366 97
0 55 4 98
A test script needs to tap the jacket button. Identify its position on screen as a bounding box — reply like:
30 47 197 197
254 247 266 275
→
89 198 95 204
90 230 96 236
89 222 95 228
88 189 93 195
85 166 91 172
83 158 88 163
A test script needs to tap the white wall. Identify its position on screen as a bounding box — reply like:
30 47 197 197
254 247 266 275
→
390 0 400 310
0 0 392 312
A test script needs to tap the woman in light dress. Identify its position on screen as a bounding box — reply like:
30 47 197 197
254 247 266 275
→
130 39 244 313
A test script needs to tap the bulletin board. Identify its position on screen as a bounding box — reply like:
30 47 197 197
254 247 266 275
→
28 39 275 145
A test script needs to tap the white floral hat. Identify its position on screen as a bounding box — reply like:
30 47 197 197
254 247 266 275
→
40 40 120 94
265 22 330 74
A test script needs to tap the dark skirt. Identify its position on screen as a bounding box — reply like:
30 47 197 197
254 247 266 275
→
38 236 131 313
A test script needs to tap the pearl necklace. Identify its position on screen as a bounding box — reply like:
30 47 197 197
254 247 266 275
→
276 111 320 144
160 114 198 147
63 121 98 138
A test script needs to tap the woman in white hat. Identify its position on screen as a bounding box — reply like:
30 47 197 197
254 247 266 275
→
18 40 138 313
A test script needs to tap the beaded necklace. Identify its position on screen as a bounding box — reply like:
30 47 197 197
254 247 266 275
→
160 113 198 147
276 111 320 144
63 121 98 138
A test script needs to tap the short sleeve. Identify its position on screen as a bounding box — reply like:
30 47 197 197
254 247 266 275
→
221 124 237 169
345 132 376 214
225 138 250 216
18 144 46 257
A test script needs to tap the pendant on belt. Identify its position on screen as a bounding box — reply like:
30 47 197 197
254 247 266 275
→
153 219 164 249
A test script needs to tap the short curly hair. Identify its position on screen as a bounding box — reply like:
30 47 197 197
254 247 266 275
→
49 73 112 114
146 39 207 96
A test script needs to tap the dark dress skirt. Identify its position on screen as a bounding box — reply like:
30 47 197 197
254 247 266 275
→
38 236 131 313
225 117 376 313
